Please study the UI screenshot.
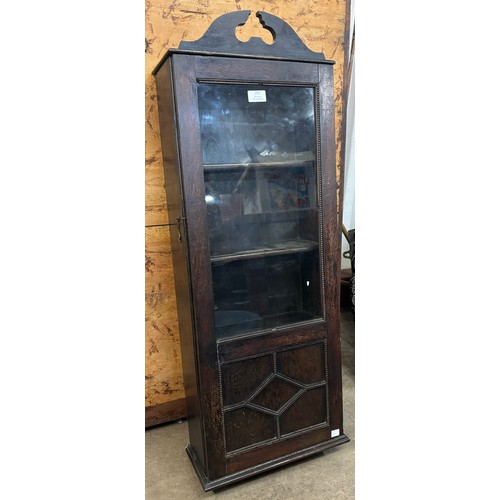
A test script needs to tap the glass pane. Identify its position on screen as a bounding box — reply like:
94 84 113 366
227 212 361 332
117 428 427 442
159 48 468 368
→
198 83 322 339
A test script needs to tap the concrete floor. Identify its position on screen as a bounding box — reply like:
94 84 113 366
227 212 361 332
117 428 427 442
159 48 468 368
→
146 312 355 499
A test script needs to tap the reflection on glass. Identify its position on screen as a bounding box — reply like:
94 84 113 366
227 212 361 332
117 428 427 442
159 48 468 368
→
198 84 322 339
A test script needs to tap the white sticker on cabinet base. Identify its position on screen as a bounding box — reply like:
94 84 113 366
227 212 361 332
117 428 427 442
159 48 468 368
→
331 429 340 438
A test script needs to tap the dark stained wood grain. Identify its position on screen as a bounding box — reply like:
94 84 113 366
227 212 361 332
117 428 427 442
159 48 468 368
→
195 55 320 84
226 426 331 474
252 378 300 412
225 407 277 452
221 355 273 406
279 387 327 435
318 63 344 435
187 433 349 491
217 320 327 363
170 53 227 481
155 58 206 468
276 342 325 384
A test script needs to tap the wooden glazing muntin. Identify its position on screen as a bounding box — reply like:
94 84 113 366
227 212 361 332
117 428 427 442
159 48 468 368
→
220 354 273 406
251 376 301 411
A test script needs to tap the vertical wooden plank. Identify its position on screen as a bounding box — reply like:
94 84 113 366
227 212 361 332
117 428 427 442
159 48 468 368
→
155 58 206 466
146 62 169 227
170 53 225 480
145 226 185 409
318 62 344 435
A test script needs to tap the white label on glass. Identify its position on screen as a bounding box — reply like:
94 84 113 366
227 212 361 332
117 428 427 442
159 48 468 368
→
331 429 340 438
248 90 267 102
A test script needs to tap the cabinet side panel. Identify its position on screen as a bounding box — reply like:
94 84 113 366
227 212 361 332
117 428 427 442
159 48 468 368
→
318 64 344 434
155 59 206 470
171 54 227 481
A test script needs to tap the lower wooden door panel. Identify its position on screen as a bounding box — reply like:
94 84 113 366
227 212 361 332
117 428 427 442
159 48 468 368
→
218 340 330 464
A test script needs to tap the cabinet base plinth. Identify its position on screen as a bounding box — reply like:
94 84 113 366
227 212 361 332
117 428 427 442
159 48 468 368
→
186 434 350 491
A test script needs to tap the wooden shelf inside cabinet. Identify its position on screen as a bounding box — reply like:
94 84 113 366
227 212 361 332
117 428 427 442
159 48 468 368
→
211 239 318 265
153 9 347 491
211 207 318 222
203 158 316 172
215 311 320 340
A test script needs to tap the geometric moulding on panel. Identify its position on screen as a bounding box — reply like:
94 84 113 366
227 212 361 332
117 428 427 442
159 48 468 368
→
276 342 325 384
279 386 327 435
224 407 277 453
220 354 273 407
220 342 328 455
252 377 301 412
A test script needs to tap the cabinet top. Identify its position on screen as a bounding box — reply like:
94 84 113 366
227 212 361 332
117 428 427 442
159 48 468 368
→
152 10 335 75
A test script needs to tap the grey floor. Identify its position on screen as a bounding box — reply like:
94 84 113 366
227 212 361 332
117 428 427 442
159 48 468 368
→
146 311 355 499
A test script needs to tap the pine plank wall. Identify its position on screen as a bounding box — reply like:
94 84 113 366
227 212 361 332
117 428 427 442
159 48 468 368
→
145 0 350 427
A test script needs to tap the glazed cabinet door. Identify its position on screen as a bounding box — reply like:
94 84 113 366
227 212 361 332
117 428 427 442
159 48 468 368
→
171 54 343 479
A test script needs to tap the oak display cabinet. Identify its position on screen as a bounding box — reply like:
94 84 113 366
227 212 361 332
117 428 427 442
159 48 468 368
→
153 10 349 490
